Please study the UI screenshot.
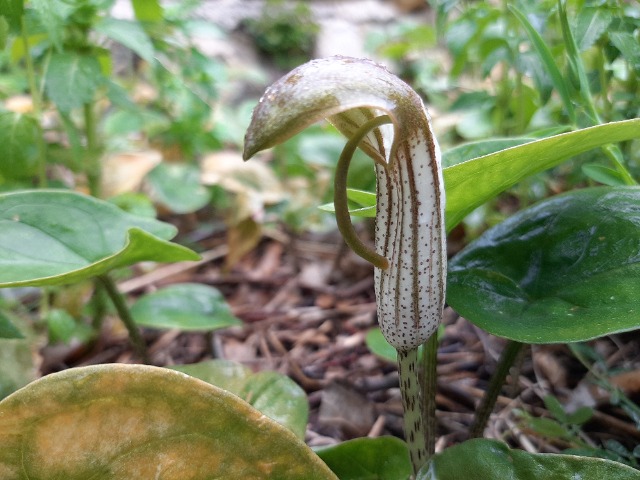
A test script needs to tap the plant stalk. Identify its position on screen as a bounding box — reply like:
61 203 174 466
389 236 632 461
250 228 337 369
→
470 340 523 438
98 274 149 363
398 347 426 477
421 333 438 457
20 16 48 188
83 102 101 197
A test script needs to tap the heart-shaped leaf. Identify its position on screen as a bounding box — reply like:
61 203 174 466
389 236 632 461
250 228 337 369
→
94 18 155 64
45 53 104 112
146 162 211 214
172 360 309 439
0 190 199 288
448 187 640 343
0 112 41 180
131 283 241 331
317 436 412 480
418 439 640 479
0 364 337 479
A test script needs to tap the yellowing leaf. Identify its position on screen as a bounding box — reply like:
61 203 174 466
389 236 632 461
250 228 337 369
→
0 364 337 479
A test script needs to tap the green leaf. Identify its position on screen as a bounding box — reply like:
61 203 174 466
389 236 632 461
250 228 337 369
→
132 0 162 22
107 192 156 218
171 360 310 440
527 417 571 438
0 336 35 400
610 31 640 72
366 327 397 362
94 18 155 64
0 311 22 339
318 188 376 218
146 163 211 214
171 359 251 397
0 190 199 288
30 0 71 51
509 4 576 123
44 53 103 111
566 406 593 426
0 16 8 49
575 7 613 51
46 308 92 344
0 112 41 179
419 439 640 479
347 188 377 207
131 283 241 331
444 119 640 231
0 0 23 28
442 138 536 168
582 163 629 186
240 371 309 440
447 187 640 343
317 437 412 480
0 364 337 479
543 395 568 422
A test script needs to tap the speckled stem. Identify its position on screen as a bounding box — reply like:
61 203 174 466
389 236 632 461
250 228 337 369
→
398 347 426 477
422 333 438 457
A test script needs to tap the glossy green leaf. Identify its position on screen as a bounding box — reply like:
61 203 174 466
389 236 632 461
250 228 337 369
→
0 312 22 339
131 283 241 331
418 439 640 479
45 53 103 111
147 163 211 214
444 119 640 231
0 364 337 479
448 187 640 343
94 18 155 63
317 436 412 480
0 112 41 179
172 360 309 440
0 190 199 288
132 0 162 22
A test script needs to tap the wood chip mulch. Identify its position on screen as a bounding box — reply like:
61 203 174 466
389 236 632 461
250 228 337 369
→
41 228 640 460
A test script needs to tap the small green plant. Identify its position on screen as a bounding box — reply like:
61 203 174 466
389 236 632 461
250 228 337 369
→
244 0 319 69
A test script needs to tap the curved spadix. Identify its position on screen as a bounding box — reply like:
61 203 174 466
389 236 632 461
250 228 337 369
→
244 56 446 351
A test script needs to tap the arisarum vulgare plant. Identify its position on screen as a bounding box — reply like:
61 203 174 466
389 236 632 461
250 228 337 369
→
243 56 446 476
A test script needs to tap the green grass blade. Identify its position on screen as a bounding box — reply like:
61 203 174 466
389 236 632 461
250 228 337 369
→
509 5 576 124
